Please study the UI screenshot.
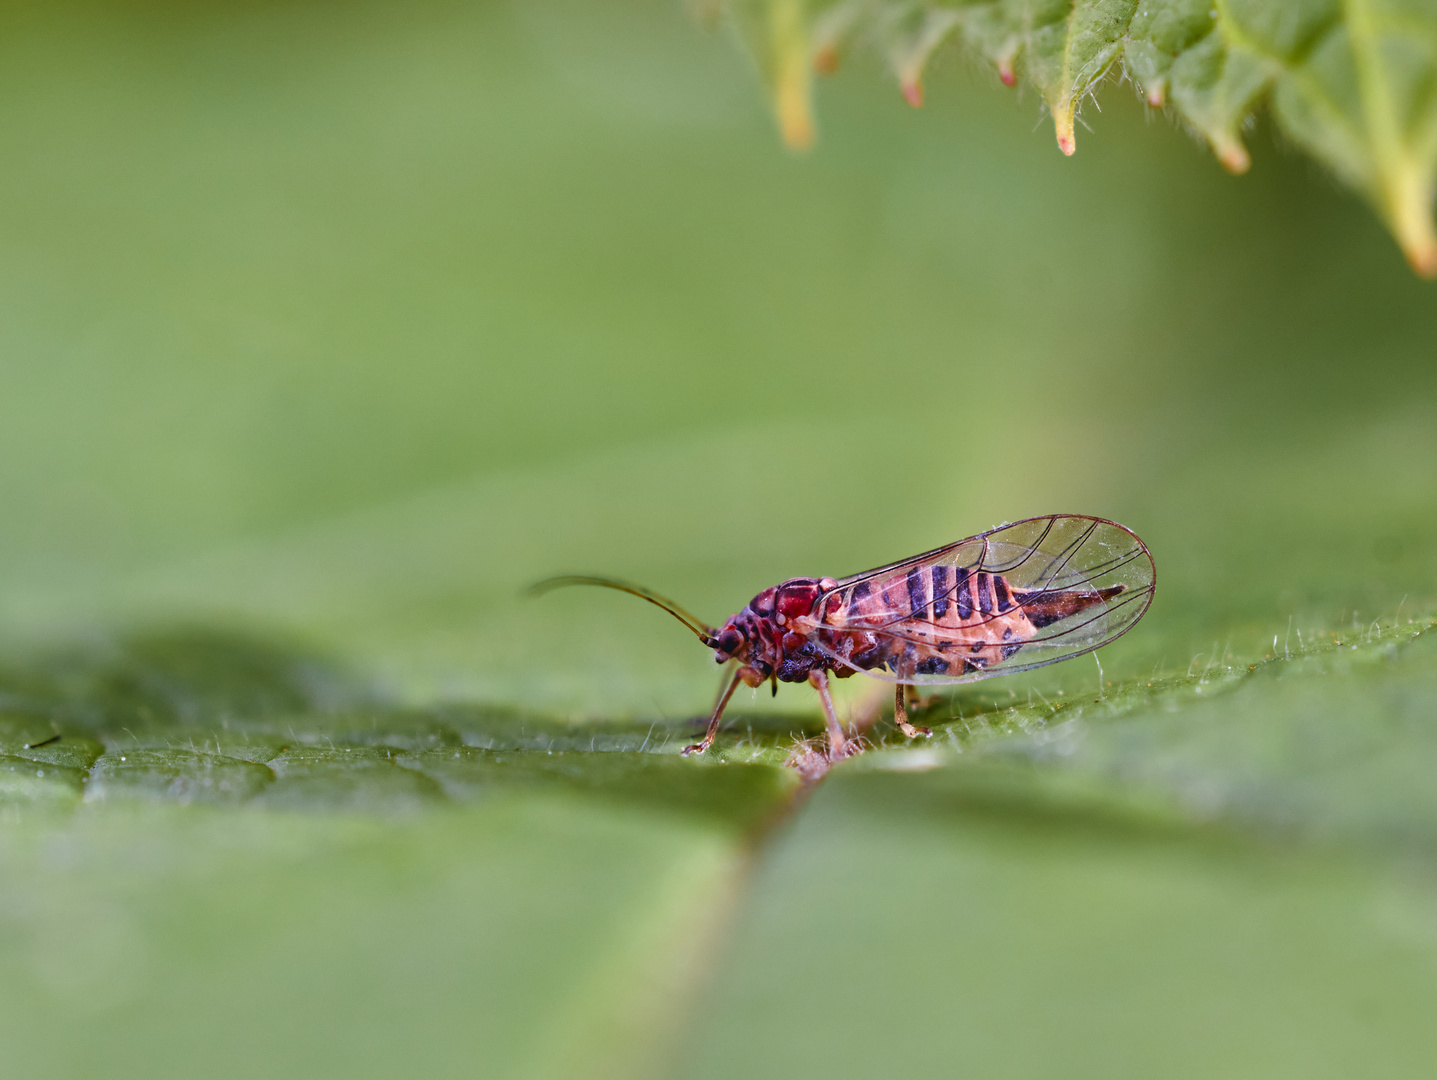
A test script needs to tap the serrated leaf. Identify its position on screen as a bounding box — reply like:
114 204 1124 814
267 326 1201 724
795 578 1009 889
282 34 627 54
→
718 0 1437 272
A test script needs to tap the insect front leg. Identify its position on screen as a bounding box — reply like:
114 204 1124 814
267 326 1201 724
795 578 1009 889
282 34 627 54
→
682 666 744 756
709 660 738 711
893 681 932 740
807 669 849 759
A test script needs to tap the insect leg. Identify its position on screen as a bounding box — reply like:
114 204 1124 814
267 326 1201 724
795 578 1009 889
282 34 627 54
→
709 660 738 710
893 679 932 740
683 666 743 757
807 669 849 759
905 683 939 715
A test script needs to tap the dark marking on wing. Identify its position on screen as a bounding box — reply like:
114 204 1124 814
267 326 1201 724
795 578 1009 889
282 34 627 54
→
956 568 973 619
993 575 1013 612
906 568 927 619
1014 584 1126 628
976 573 993 615
853 642 889 668
915 656 950 675
847 581 871 620
931 564 949 619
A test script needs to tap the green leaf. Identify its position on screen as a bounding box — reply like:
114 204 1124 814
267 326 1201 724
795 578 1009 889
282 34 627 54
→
0 629 800 1079
0 1 1434 1076
679 630 1437 1079
723 0 1437 273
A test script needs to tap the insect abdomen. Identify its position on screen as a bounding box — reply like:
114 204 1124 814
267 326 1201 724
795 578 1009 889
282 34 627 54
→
819 567 1049 674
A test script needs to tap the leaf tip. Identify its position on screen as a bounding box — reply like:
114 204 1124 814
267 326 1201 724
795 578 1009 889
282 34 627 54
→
813 45 840 76
1053 105 1076 156
1218 143 1250 175
777 99 816 151
1400 228 1437 279
901 78 924 108
762 0 816 149
1145 83 1165 109
1388 171 1437 278
774 54 816 151
996 42 1019 88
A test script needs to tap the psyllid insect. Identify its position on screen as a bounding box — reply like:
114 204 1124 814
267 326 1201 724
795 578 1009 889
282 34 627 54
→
533 515 1155 758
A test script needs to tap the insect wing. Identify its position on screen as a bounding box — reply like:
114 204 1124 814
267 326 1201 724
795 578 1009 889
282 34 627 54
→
814 515 1155 685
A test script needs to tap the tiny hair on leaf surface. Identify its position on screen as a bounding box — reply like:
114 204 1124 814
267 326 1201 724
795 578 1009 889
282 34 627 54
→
716 0 1437 275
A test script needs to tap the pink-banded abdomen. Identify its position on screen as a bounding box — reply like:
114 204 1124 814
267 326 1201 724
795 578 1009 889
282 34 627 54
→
813 562 1120 677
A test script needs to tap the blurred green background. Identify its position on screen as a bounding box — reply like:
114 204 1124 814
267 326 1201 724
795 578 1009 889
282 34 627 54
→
0 0 1435 1077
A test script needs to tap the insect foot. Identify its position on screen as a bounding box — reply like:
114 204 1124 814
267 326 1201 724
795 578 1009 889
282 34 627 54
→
784 738 830 782
893 685 933 739
785 730 871 783
783 736 857 782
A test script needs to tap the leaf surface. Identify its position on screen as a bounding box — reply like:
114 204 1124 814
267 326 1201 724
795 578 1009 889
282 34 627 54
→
0 2 1432 1077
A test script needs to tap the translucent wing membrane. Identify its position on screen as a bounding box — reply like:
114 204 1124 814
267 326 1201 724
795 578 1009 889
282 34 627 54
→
814 515 1155 686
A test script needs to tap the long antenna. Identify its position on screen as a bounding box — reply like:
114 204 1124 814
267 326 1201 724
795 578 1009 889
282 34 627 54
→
527 575 717 644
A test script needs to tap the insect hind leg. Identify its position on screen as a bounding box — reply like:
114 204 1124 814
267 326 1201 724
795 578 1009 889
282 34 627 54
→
904 681 943 713
894 682 932 740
